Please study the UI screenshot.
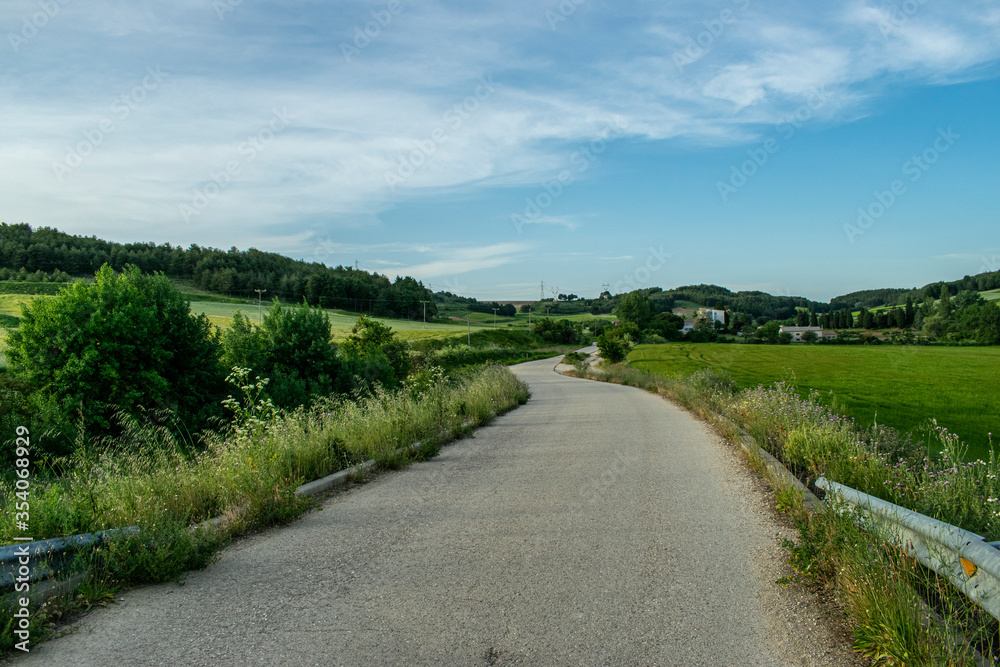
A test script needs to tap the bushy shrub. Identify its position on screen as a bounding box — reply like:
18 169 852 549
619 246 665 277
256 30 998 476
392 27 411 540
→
533 318 580 344
222 301 346 409
596 323 638 363
616 291 653 329
341 315 410 385
5 264 225 452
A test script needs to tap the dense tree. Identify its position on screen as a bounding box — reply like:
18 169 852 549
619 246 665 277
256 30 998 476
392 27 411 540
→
756 321 780 344
616 291 653 329
222 299 346 409
533 318 580 344
939 283 952 319
6 264 225 445
0 223 434 319
341 315 411 387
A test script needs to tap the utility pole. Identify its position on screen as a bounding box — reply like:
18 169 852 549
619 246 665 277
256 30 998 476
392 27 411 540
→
420 300 429 329
492 308 499 329
254 288 266 324
540 281 544 301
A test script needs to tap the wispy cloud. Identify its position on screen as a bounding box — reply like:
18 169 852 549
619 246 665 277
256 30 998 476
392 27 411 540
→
2 0 999 261
374 242 531 280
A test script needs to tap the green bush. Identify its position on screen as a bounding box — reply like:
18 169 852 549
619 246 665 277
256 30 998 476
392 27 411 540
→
615 290 653 329
533 318 580 344
221 301 346 409
341 315 410 386
5 264 225 452
596 330 630 363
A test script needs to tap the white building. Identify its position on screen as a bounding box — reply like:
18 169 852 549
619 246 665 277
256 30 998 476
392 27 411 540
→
779 325 838 342
700 308 726 324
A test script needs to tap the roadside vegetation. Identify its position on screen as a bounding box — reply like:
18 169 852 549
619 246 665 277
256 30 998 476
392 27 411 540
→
0 262 536 651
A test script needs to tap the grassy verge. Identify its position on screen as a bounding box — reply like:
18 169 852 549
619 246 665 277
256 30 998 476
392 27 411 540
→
1 364 529 650
565 361 998 663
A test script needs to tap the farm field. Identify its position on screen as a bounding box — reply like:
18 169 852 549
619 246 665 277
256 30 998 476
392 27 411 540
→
0 293 472 344
187 301 473 341
629 343 1000 459
439 309 615 329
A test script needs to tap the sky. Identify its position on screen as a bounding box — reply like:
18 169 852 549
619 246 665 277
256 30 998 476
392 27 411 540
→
2 0 999 302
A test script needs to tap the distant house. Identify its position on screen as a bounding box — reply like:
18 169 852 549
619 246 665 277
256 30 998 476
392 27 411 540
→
779 325 837 342
700 308 726 324
677 308 725 334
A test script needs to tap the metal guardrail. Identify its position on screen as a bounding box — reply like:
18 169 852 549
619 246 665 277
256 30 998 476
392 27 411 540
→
817 477 1000 622
0 527 139 602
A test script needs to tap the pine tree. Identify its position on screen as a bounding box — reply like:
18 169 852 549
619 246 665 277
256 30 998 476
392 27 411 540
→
809 307 818 327
939 283 952 319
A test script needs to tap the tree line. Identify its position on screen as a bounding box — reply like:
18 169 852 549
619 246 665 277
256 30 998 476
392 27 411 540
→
829 270 1000 311
0 223 436 320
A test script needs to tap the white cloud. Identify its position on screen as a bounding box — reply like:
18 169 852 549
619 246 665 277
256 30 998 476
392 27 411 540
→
389 242 531 280
2 0 1000 255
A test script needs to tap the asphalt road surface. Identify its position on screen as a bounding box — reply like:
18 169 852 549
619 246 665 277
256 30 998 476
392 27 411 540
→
13 356 860 666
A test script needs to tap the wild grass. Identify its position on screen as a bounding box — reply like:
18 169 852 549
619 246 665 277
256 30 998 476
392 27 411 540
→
566 361 1000 663
0 365 528 569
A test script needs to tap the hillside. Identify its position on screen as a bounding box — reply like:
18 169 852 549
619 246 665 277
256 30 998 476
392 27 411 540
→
0 223 435 320
830 270 1000 310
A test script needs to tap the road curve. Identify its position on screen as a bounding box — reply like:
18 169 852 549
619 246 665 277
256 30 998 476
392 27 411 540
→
11 357 859 666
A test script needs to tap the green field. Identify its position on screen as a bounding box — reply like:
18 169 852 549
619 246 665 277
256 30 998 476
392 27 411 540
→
439 309 614 329
629 343 1000 458
0 293 476 340
186 300 474 341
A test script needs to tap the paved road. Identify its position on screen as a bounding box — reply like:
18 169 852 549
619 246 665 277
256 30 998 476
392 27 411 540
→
13 356 859 666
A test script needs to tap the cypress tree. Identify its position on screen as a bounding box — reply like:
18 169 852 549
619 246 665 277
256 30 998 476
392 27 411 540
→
940 283 952 319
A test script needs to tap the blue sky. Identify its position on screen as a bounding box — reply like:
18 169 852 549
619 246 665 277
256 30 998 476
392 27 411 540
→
2 0 999 301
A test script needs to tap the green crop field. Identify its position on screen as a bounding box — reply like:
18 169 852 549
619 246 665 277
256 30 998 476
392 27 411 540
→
0 293 472 343
187 301 473 341
982 289 1000 302
438 308 614 328
629 343 1000 459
